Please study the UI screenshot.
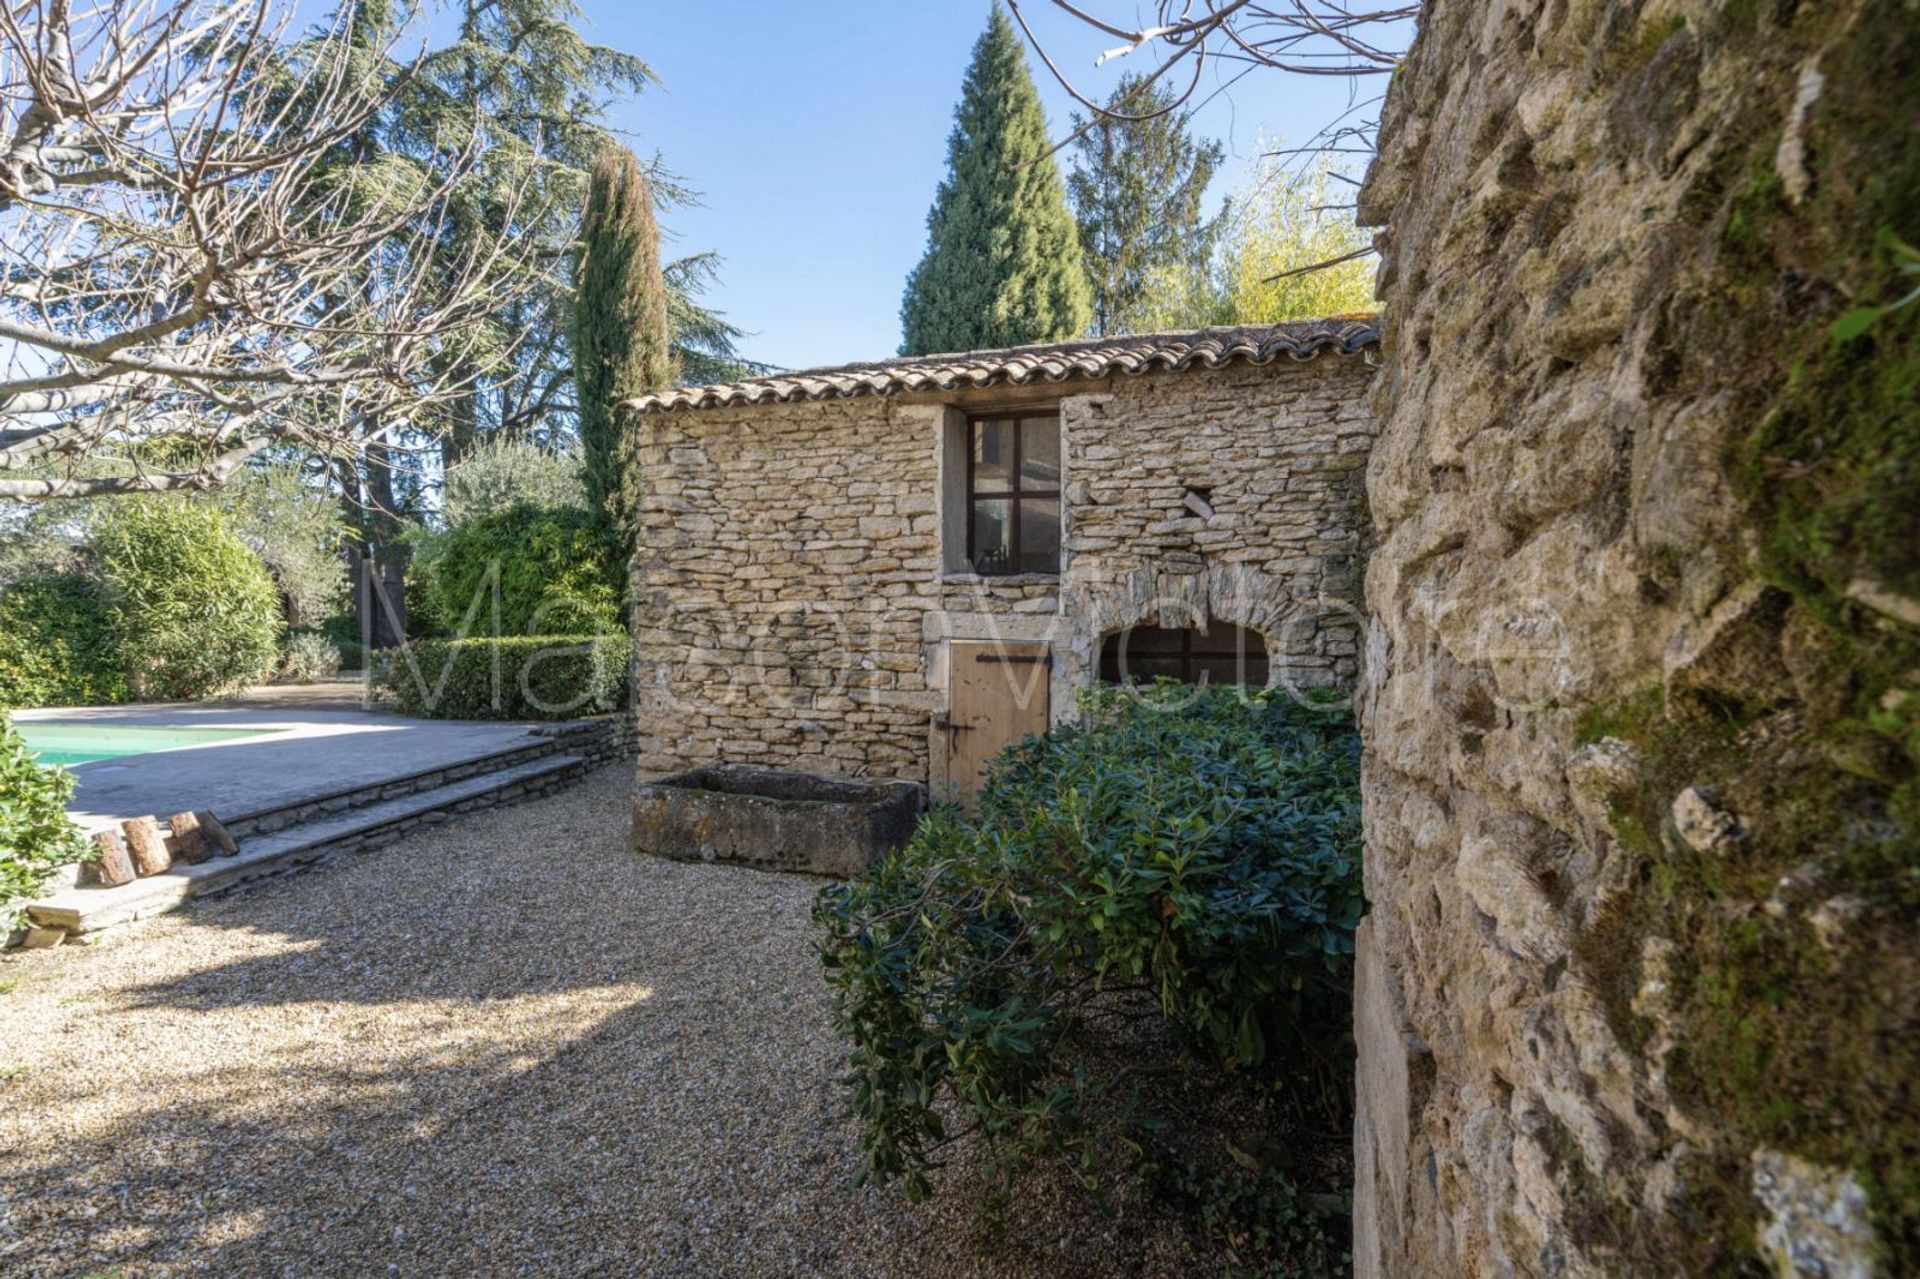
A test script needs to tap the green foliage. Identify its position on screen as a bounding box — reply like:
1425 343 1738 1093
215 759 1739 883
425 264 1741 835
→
1132 158 1376 330
213 462 350 627
371 633 630 720
442 436 586 525
900 5 1093 355
281 631 343 683
0 574 128 708
419 503 622 638
0 712 89 930
1 458 345 629
1145 1160 1348 1278
816 685 1361 1236
1832 230 1920 341
91 501 282 702
1067 73 1227 336
574 146 671 542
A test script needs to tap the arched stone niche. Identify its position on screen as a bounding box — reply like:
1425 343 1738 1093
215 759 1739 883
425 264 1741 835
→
1055 560 1357 711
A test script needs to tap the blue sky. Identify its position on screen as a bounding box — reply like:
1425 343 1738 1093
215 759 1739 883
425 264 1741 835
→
581 3 1388 372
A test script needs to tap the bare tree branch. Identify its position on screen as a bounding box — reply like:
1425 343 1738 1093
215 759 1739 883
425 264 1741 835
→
0 0 545 500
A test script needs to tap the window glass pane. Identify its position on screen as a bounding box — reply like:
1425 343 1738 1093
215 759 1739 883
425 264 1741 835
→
1017 497 1060 574
1126 625 1188 653
971 419 1014 492
1019 416 1060 490
1193 656 1268 687
970 498 1012 574
1098 620 1271 686
1127 656 1188 683
1190 624 1261 658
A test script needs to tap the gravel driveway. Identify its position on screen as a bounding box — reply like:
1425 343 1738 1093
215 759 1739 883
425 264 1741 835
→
0 765 1200 1278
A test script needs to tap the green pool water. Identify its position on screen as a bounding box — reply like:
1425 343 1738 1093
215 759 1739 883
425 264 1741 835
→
16 722 280 767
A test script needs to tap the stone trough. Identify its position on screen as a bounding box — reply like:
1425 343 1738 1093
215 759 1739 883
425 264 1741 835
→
630 765 923 878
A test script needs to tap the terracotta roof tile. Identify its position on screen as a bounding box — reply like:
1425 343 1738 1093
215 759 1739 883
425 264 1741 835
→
621 317 1380 413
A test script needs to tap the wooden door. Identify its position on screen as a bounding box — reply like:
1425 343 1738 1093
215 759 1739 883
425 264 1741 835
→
945 641 1051 803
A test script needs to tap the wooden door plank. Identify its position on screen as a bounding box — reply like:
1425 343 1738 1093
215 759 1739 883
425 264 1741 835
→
948 640 1051 802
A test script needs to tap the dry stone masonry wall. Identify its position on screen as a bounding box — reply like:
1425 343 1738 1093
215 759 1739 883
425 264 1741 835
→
632 356 1378 782
633 397 941 780
1354 1 1920 1275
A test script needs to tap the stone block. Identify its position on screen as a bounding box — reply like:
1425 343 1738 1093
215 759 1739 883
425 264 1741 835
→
631 764 924 878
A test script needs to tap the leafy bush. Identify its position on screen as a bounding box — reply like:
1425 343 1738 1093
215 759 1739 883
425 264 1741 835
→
281 631 342 683
215 463 349 627
416 503 621 639
91 500 283 701
443 437 586 525
816 685 1361 1265
371 634 630 720
0 712 89 929
0 573 128 708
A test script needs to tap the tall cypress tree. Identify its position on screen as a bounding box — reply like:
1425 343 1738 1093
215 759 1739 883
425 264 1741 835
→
900 6 1092 355
1067 74 1227 336
574 147 671 544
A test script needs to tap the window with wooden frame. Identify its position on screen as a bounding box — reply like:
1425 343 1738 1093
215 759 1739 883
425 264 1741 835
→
965 412 1060 576
1097 620 1271 686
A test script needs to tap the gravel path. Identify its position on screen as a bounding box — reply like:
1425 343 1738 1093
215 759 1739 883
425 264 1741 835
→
0 766 1202 1278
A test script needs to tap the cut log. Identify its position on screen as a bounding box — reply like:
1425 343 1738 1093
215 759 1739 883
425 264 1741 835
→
197 810 238 857
123 816 172 877
167 811 212 865
21 925 66 949
89 829 137 887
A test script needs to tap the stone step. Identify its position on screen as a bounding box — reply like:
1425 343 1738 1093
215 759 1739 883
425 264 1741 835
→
218 736 569 841
29 755 590 936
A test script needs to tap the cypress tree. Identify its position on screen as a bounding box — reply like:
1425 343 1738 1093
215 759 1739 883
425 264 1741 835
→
1067 74 1226 336
573 147 671 544
900 5 1092 355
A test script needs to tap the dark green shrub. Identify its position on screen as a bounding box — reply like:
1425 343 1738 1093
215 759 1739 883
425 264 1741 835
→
371 633 630 720
91 500 282 701
1 712 89 929
0 573 128 708
816 685 1360 1268
318 614 368 669
422 504 621 638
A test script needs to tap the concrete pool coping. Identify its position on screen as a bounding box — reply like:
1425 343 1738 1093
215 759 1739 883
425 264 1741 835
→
13 701 556 829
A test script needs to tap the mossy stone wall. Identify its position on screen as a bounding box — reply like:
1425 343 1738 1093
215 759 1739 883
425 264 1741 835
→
1354 0 1919 1273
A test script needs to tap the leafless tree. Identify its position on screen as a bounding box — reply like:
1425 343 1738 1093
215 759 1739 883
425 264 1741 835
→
1007 1 1416 152
0 0 540 500
1008 2 1417 285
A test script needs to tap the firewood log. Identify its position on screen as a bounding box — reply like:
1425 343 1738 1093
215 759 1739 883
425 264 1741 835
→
123 816 171 876
90 829 136 887
167 811 212 865
197 810 238 857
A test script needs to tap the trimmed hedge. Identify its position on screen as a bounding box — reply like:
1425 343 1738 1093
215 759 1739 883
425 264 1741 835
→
0 573 128 708
1 712 89 929
371 634 630 721
816 684 1361 1267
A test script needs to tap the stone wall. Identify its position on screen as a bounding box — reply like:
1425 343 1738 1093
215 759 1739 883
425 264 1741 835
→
1354 1 1920 1275
1056 360 1375 695
632 355 1377 783
633 397 942 779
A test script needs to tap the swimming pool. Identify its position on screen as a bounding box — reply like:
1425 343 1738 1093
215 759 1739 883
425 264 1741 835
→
16 722 282 767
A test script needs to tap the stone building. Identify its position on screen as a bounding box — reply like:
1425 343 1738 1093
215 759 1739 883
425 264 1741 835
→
623 319 1379 799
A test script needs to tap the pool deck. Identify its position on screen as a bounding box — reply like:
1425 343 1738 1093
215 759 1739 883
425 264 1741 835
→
14 688 552 828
